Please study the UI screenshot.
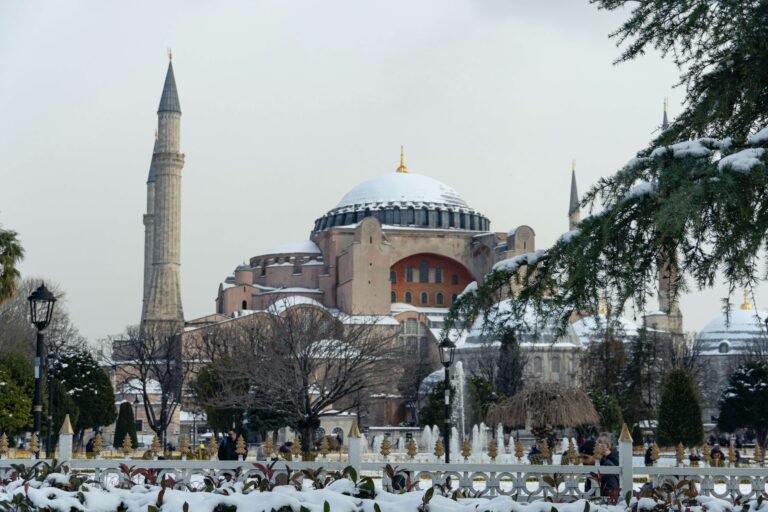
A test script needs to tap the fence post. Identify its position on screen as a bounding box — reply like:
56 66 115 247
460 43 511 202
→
619 423 633 499
58 414 74 462
347 420 362 475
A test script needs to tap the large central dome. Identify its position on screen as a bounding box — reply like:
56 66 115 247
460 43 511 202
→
336 172 469 209
312 163 489 234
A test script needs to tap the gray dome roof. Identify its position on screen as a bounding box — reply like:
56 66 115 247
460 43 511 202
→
694 303 768 356
313 171 489 234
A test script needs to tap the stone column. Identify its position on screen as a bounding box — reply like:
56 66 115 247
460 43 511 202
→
58 414 74 462
619 423 634 500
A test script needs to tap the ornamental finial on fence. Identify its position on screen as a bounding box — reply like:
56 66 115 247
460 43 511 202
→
676 443 685 466
540 440 550 462
651 443 660 464
567 439 577 465
755 443 764 464
236 435 247 460
488 438 497 460
514 440 524 461
728 438 736 466
263 433 274 458
291 436 301 458
348 420 361 439
0 433 8 458
179 435 190 456
93 433 103 455
319 436 330 458
461 438 471 461
208 436 218 458
434 438 445 459
121 433 133 457
380 437 391 458
703 446 711 465
408 438 418 459
30 434 40 458
150 435 161 457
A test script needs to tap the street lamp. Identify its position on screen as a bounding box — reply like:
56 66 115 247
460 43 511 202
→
46 353 57 458
438 336 456 464
133 395 141 432
28 283 56 459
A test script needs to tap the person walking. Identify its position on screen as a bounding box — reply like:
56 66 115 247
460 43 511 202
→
218 430 239 461
579 439 620 502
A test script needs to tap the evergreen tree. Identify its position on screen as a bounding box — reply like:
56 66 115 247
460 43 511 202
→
717 361 768 447
0 366 31 436
495 330 525 398
590 392 624 433
467 375 496 427
113 402 138 449
656 368 703 447
48 378 79 448
621 329 653 426
445 1 768 346
418 381 456 428
52 350 117 444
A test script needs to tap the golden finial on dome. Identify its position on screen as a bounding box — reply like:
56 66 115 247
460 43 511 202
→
168 48 173 61
571 159 576 172
740 289 753 310
663 96 669 113
396 145 408 173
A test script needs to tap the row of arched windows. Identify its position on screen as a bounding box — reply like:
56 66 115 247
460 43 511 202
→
390 266 457 284
313 207 491 233
391 291 458 305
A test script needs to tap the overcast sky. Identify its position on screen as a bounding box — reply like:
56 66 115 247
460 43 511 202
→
0 1 757 342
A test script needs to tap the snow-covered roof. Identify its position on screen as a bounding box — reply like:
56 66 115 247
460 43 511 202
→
119 378 162 395
336 172 469 209
462 300 582 348
695 307 768 356
259 241 321 256
570 314 640 346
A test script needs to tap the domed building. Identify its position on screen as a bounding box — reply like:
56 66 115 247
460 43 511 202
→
217 152 533 324
694 293 768 422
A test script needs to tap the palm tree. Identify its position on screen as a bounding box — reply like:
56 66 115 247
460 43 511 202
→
0 227 24 304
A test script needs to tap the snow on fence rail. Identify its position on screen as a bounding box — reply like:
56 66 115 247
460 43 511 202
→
1 432 766 503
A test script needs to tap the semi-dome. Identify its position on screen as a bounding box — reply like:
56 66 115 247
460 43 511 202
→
695 296 768 356
313 157 490 234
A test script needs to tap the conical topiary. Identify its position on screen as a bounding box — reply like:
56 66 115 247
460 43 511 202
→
113 402 138 450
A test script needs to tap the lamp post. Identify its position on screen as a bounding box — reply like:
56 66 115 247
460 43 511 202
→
28 283 56 459
46 353 57 458
438 336 456 464
133 395 141 432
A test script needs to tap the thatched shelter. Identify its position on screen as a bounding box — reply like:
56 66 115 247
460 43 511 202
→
486 384 598 437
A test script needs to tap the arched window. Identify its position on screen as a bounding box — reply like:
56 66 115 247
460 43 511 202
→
534 357 543 373
405 292 413 303
551 357 560 373
435 266 443 283
390 291 396 303
406 266 414 282
406 207 415 225
390 270 397 283
332 427 344 443
419 260 429 283
719 342 730 354
420 292 428 304
241 300 247 310
451 293 458 303
436 293 444 305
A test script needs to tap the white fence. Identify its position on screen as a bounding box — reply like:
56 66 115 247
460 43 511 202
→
1 433 766 503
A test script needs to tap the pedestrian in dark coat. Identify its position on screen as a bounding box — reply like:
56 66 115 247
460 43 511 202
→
218 430 239 461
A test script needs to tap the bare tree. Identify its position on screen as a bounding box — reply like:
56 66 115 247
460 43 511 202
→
200 303 399 452
0 278 86 357
110 323 193 445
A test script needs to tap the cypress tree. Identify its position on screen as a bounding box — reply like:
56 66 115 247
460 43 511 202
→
113 402 138 449
656 368 703 447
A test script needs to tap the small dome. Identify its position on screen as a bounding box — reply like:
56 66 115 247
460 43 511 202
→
571 314 640 346
695 307 768 356
336 173 469 209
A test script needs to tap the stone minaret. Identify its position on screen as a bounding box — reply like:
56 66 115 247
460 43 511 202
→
662 96 669 131
141 132 159 321
142 56 185 330
568 159 580 230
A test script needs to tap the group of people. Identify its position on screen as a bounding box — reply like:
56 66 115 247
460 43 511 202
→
578 432 621 501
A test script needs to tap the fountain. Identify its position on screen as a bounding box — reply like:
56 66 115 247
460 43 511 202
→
450 426 460 460
421 426 432 452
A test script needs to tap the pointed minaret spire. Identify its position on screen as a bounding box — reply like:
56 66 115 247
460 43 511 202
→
568 159 580 230
158 56 181 114
662 97 669 131
396 145 408 173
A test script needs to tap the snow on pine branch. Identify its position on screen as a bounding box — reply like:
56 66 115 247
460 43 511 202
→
718 148 766 173
492 250 546 273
